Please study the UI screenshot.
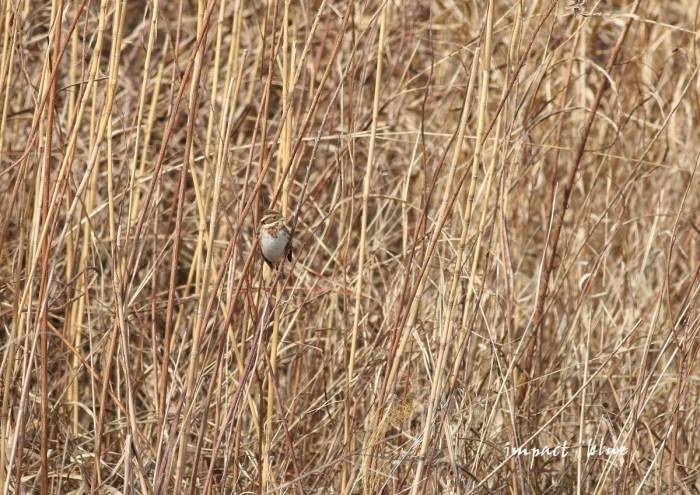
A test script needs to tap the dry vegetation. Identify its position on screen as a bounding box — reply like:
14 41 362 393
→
1 0 700 493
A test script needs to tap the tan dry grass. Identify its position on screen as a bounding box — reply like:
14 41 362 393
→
1 0 700 493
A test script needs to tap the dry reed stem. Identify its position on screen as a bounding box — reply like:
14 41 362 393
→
2 1 700 494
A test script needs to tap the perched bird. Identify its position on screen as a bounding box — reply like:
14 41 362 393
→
258 209 292 271
568 0 587 15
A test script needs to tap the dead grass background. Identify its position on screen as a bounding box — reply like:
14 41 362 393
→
1 0 700 493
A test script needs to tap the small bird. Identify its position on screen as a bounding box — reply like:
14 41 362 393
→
258 209 292 271
568 0 587 15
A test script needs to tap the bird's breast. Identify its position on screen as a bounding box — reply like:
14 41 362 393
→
260 229 290 262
